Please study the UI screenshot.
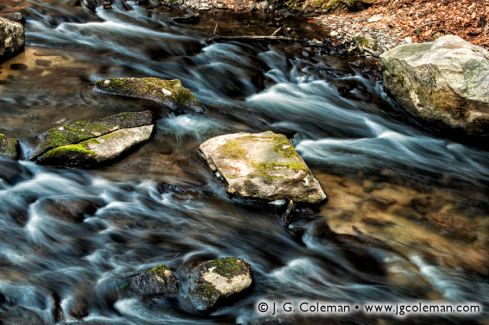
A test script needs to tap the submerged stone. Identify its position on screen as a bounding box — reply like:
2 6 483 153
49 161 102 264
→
33 111 154 167
0 17 24 62
130 264 180 298
95 77 202 112
37 196 105 223
380 35 489 135
199 131 327 205
0 134 19 159
187 257 252 312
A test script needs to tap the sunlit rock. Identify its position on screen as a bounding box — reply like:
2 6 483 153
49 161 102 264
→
0 17 24 62
381 35 489 135
0 134 19 159
199 131 327 205
95 77 203 112
187 257 252 312
33 111 154 167
130 264 180 298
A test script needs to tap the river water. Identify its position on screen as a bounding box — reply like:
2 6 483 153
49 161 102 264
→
0 1 488 324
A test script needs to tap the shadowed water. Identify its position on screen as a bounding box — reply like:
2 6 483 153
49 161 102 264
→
0 1 488 324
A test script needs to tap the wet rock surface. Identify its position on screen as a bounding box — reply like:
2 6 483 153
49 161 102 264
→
130 264 180 298
199 131 327 204
95 77 203 112
381 35 489 135
187 257 253 312
32 111 154 167
0 16 24 62
0 134 19 159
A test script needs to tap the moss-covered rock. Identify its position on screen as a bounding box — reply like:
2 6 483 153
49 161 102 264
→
380 35 489 135
31 110 153 160
0 17 24 62
199 131 327 204
130 264 180 298
187 257 252 312
37 125 154 167
0 134 19 159
95 77 202 112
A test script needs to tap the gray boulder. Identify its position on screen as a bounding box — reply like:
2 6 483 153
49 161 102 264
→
380 35 489 135
187 257 253 312
33 111 154 167
95 77 203 112
199 131 327 205
130 264 180 298
0 134 19 159
0 17 24 62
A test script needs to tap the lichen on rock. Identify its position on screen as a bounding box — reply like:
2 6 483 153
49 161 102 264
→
130 264 180 298
0 134 19 160
199 131 327 204
187 257 252 312
95 77 202 112
380 35 489 135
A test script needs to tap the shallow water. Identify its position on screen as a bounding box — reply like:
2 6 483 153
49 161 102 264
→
0 1 488 324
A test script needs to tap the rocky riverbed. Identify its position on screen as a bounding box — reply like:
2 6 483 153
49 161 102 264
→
0 1 488 324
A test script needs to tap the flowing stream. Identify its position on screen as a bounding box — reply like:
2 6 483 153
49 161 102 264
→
0 1 488 324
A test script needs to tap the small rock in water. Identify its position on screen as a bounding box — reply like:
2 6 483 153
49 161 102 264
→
130 264 180 298
95 77 203 112
0 134 19 160
187 257 253 312
199 131 327 205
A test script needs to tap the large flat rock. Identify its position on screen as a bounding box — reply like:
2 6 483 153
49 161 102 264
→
380 35 489 135
0 17 24 62
199 131 327 205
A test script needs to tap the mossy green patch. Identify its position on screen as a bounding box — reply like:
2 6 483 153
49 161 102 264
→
272 137 297 159
43 121 109 150
221 140 247 159
37 144 97 166
251 161 307 184
195 280 220 301
205 257 248 278
149 264 170 277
